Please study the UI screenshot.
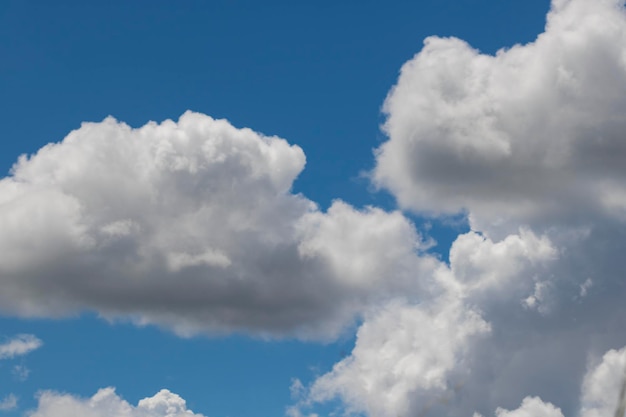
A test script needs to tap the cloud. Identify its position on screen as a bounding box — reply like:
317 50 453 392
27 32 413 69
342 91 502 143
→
489 397 564 417
0 334 42 360
0 394 17 411
27 388 204 417
298 228 558 417
299 0 626 415
0 111 438 340
579 346 626 417
374 0 626 236
1 1 625 416
477 346 626 417
307 297 490 417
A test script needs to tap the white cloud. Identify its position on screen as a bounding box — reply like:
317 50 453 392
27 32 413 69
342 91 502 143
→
307 297 490 417
28 388 204 417
299 228 558 417
0 111 438 340
0 334 42 360
311 0 626 415
448 228 557 297
580 346 626 417
374 0 626 237
295 0 626 413
0 394 17 411
493 397 564 417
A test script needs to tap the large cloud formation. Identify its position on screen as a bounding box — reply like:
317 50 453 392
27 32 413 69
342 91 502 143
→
0 111 437 340
294 0 626 416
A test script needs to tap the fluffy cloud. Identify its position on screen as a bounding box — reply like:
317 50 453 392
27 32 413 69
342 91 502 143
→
3 1 626 416
0 111 437 340
300 0 626 416
28 388 204 417
374 0 626 236
307 297 490 417
299 229 559 417
0 334 42 360
488 397 564 417
300 225 624 415
472 347 626 417
579 346 626 417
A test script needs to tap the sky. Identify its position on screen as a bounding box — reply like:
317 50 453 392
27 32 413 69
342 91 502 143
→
2 0 626 417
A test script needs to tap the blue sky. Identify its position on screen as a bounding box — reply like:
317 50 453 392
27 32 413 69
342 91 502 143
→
0 0 548 209
3 1 626 417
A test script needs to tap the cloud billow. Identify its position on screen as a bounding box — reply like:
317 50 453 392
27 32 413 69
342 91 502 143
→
374 0 626 236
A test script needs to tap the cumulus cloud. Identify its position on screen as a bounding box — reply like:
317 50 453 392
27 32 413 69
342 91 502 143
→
298 228 559 417
298 0 626 416
307 297 490 417
579 346 626 417
2 1 626 417
0 111 437 340
28 388 204 417
0 334 42 360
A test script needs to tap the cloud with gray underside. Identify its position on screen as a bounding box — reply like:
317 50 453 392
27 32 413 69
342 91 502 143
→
0 112 437 340
2 0 626 416
296 0 626 416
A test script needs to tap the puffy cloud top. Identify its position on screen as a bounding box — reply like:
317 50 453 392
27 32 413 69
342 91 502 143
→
374 0 626 235
28 388 204 417
297 0 626 416
4 1 626 417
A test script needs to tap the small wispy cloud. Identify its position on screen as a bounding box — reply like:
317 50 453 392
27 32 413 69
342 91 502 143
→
0 334 42 360
12 365 30 382
0 394 17 411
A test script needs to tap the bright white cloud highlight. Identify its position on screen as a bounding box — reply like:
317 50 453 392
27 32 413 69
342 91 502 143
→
308 298 490 417
28 388 204 417
0 334 42 360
